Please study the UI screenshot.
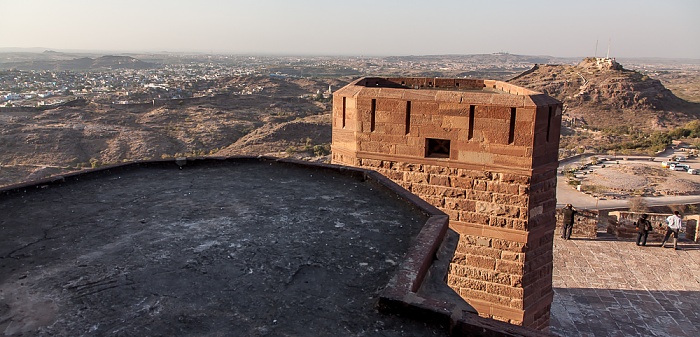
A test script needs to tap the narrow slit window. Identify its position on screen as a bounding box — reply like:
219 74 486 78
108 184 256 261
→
370 99 376 132
508 107 516 144
468 105 475 140
405 101 411 135
546 106 553 142
426 138 451 158
342 97 346 128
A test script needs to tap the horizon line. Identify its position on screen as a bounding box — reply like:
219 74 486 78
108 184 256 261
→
1 47 699 61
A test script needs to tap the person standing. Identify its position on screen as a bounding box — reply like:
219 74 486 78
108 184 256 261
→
635 213 652 246
660 211 683 250
562 204 577 240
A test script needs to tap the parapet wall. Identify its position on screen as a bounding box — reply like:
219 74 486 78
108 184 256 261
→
555 208 598 239
332 77 563 330
608 211 700 242
355 77 542 97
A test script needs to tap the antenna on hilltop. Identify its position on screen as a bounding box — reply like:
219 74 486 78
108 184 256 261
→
594 39 598 58
606 38 611 59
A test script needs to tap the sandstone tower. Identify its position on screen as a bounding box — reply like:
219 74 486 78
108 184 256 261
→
331 77 562 329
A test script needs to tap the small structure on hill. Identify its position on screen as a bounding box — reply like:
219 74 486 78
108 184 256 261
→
578 57 623 71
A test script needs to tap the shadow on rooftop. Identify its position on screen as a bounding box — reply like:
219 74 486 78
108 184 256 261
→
551 287 700 337
0 156 551 337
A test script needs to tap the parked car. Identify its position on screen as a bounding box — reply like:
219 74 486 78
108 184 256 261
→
670 164 690 171
689 169 699 175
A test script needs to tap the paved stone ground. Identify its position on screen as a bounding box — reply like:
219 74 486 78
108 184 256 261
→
550 234 700 337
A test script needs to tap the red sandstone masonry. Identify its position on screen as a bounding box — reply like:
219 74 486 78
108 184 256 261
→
332 77 562 330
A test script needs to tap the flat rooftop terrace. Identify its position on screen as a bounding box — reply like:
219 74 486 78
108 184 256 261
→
550 235 700 337
0 158 450 336
9 156 692 336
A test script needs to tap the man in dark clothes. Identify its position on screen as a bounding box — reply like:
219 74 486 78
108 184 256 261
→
562 204 576 240
635 213 652 246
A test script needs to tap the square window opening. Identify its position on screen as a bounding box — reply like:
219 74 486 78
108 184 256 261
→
425 138 451 158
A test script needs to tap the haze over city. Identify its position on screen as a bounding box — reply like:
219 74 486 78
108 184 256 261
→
2 0 699 58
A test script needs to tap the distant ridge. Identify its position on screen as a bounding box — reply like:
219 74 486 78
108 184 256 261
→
0 55 156 71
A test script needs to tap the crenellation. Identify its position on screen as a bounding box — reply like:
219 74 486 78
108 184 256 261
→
332 77 561 330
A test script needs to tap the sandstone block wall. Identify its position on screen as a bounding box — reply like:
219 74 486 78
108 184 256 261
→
687 217 699 242
331 77 563 330
554 208 598 239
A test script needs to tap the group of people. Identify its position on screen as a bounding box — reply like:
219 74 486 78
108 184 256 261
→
636 211 684 250
561 204 684 250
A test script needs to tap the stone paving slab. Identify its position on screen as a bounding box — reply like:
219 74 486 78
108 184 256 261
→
550 234 700 337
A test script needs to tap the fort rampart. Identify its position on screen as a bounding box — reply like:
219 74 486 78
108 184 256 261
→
332 77 563 329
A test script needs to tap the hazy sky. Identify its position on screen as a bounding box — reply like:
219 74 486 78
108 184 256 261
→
2 0 698 58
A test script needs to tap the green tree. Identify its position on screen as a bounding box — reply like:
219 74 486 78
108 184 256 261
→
684 120 700 137
648 131 672 150
313 144 330 156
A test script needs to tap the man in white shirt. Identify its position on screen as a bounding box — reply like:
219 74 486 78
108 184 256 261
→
660 211 683 250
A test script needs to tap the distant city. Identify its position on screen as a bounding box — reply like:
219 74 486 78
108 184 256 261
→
0 53 567 107
2 52 698 109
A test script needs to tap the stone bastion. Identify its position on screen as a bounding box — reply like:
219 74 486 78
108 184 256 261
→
331 77 563 330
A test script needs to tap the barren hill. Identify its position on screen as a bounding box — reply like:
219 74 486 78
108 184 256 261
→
509 58 700 131
216 114 331 158
0 76 342 187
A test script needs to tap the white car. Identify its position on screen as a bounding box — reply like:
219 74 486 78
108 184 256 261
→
670 164 690 171
689 169 699 175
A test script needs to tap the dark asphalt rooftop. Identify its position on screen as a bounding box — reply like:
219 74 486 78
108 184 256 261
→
0 158 450 336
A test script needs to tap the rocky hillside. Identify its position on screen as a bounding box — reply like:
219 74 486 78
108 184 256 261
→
509 58 700 131
0 76 342 187
216 114 331 158
4 58 699 187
